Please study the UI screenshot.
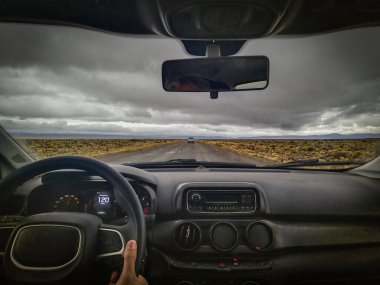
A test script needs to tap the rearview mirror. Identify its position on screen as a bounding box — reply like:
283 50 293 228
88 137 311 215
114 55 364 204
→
162 56 269 92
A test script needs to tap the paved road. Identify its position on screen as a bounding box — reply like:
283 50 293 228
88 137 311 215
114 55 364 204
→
97 142 269 166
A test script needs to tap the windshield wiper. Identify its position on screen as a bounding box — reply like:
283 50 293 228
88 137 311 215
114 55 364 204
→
264 159 366 169
165 159 198 163
125 159 365 170
125 159 257 169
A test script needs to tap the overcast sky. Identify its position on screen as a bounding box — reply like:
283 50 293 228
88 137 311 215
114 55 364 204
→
0 23 379 137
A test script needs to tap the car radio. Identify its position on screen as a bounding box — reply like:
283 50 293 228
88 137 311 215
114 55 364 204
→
186 190 256 213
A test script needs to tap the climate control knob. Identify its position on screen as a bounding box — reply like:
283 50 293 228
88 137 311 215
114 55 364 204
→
210 222 238 251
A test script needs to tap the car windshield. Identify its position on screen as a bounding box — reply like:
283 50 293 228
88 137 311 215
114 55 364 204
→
0 23 379 169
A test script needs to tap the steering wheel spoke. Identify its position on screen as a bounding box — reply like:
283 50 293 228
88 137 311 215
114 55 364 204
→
96 220 140 264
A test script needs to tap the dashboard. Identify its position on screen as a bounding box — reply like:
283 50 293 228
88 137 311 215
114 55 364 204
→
1 165 380 285
147 169 380 285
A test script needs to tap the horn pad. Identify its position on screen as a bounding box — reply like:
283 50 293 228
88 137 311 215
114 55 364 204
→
11 225 81 269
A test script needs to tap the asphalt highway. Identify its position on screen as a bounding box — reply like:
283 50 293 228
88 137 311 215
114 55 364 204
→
98 141 269 166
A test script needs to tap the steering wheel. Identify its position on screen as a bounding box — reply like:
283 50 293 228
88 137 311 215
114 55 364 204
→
0 156 146 283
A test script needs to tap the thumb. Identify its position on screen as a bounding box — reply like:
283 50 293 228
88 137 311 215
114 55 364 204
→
121 240 137 277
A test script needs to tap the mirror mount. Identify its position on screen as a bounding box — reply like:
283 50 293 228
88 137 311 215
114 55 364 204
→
210 91 218 99
206 43 221 58
206 44 220 99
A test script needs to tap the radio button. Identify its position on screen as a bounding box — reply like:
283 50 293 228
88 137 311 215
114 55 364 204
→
190 193 202 202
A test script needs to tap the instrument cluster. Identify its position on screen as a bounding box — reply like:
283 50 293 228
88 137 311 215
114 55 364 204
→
27 181 153 222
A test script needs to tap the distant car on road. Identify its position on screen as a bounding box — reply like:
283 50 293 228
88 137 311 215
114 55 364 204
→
187 137 195 144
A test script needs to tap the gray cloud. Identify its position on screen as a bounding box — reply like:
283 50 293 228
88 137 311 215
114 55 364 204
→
0 118 133 135
0 23 379 136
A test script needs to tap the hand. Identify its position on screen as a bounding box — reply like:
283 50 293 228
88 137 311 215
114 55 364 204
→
109 240 148 285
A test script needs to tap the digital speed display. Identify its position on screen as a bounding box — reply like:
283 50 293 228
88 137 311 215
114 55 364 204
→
93 191 112 215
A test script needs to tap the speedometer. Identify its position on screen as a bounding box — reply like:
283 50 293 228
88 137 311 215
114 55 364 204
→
54 194 81 212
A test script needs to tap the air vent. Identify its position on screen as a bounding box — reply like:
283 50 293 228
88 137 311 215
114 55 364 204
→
174 222 201 251
210 222 238 252
0 195 25 215
246 222 273 251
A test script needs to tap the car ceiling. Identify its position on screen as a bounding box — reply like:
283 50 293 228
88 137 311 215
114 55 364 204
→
0 0 380 55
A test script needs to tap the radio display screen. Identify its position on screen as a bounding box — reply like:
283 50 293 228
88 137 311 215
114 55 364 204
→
204 193 239 204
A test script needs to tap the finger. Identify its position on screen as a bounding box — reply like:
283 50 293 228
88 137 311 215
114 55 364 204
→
137 275 148 285
121 240 137 277
109 271 119 284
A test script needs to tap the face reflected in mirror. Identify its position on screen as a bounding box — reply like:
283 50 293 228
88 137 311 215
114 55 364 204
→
162 56 269 92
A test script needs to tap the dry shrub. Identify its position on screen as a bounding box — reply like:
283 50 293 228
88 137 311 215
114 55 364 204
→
201 139 380 165
18 139 181 159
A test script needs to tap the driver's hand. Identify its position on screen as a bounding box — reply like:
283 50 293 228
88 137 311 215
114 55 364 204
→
108 240 148 285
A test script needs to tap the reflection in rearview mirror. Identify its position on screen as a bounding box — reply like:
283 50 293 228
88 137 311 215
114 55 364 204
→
162 56 269 92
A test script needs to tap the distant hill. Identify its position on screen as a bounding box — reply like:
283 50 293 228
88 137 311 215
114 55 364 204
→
9 132 380 140
11 133 131 139
240 133 380 140
9 132 201 139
